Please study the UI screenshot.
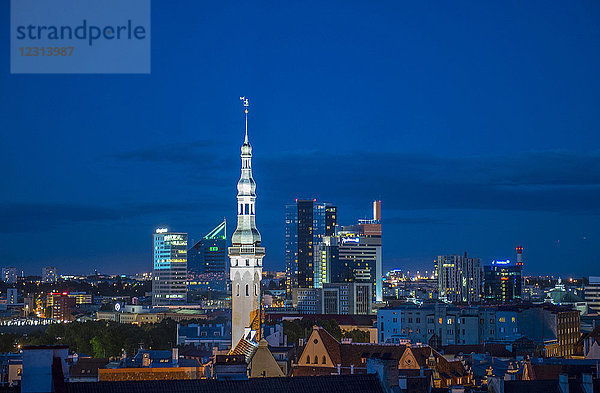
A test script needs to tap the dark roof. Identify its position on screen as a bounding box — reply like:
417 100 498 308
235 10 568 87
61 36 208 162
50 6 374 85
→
65 374 385 393
504 380 560 393
525 362 597 380
340 343 405 367
315 328 343 365
443 343 514 358
70 358 109 378
266 313 376 327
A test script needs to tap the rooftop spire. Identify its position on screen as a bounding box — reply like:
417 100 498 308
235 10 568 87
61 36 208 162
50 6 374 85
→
240 96 249 143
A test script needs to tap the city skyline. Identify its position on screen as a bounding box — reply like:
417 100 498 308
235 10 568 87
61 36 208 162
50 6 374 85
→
1 1 599 276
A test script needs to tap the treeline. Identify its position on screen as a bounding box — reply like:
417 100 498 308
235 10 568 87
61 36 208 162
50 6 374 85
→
281 318 370 344
0 319 177 358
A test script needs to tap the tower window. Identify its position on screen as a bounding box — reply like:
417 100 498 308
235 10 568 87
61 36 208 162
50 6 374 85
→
236 284 240 297
245 284 249 296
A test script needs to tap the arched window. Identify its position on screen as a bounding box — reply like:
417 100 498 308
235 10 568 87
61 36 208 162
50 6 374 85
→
236 284 240 297
254 284 258 296
322 355 326 364
245 284 249 296
306 356 310 364
314 355 318 364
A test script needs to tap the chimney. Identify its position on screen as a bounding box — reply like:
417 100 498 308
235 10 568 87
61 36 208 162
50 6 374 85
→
516 246 523 266
172 348 179 366
582 374 593 393
373 201 381 221
559 374 569 393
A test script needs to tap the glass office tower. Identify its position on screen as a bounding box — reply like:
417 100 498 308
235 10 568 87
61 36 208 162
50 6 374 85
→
153 228 187 306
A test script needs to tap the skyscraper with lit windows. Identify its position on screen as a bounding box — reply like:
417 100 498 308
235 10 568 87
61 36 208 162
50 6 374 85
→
152 228 187 306
285 200 337 295
188 220 227 291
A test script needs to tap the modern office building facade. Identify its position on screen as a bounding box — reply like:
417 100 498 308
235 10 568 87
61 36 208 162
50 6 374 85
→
313 236 339 289
484 260 523 303
7 288 17 305
42 267 58 283
152 229 188 306
188 220 227 291
585 276 600 314
285 200 337 295
436 253 482 303
335 227 382 302
310 201 383 302
292 282 372 315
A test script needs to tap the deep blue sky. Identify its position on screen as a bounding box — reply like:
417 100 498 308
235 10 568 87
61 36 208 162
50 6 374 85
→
1 1 599 277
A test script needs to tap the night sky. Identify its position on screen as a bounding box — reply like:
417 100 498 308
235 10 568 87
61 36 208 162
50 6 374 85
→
1 1 599 277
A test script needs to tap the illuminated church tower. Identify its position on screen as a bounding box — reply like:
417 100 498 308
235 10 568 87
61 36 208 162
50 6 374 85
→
229 97 264 345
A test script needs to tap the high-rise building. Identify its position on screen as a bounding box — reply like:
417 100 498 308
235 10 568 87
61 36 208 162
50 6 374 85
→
483 247 524 303
314 236 339 289
1 267 17 284
7 288 17 305
152 228 188 306
285 200 337 294
335 226 382 302
436 253 482 303
326 201 382 302
50 293 76 322
585 276 600 314
188 220 227 291
229 97 264 345
42 267 58 283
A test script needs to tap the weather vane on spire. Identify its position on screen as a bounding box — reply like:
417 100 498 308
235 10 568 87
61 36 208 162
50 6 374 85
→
240 96 249 141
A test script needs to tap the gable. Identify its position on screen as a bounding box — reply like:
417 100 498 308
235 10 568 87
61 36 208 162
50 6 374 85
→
298 329 337 367
398 348 420 369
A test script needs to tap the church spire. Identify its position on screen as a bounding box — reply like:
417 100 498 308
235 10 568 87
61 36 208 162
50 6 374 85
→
241 96 249 143
229 96 265 346
231 96 261 247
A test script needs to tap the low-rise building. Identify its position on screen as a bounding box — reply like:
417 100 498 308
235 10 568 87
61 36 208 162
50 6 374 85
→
292 283 372 315
177 322 232 350
293 326 472 389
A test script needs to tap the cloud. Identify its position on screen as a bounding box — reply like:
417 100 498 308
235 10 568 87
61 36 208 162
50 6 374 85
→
0 202 197 233
110 140 226 169
256 150 600 214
